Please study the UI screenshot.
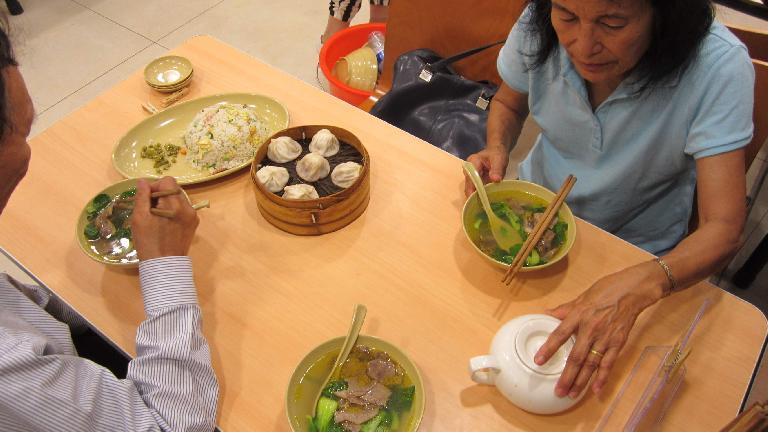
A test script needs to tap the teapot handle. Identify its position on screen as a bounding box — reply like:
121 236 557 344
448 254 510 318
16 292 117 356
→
469 355 500 385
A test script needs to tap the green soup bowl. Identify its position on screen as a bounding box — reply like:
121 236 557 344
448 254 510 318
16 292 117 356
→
462 179 576 271
286 335 425 432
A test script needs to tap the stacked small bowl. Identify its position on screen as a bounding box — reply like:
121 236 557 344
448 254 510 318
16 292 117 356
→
143 55 193 93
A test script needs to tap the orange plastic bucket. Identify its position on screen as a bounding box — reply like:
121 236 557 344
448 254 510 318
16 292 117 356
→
319 23 386 106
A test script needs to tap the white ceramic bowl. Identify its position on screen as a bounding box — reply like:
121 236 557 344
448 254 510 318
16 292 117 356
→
469 314 583 414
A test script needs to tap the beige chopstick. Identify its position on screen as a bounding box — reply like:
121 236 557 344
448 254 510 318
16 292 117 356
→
141 102 160 115
150 208 176 218
502 175 576 285
161 87 190 108
192 200 210 210
150 188 182 198
150 199 210 219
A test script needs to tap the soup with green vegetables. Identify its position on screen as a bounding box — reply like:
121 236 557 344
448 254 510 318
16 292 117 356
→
466 190 568 267
307 345 417 432
82 187 137 264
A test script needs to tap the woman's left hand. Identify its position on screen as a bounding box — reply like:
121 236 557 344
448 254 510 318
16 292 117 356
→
534 261 666 398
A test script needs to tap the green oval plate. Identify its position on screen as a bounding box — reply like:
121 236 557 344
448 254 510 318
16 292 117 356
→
112 93 290 185
286 335 425 432
76 178 191 267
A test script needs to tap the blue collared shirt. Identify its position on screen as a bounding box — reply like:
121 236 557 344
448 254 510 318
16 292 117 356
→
497 8 754 254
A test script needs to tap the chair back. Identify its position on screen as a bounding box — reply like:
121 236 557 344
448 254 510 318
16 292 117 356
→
689 58 768 233
728 24 768 63
746 59 768 171
376 0 527 94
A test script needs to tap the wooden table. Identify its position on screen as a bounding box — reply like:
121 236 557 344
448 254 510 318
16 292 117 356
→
4 36 767 431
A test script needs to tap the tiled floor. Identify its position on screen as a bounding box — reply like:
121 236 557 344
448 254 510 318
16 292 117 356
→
7 0 768 419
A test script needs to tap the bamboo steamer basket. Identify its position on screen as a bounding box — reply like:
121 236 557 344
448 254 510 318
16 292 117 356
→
250 125 370 235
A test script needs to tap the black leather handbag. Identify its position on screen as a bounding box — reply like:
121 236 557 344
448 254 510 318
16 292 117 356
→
370 41 505 160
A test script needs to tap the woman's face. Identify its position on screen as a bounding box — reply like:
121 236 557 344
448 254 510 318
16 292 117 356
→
550 0 654 88
0 67 34 215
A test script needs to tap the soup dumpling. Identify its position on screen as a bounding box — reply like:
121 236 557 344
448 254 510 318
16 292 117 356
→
296 153 330 182
256 165 289 193
331 161 362 188
282 184 319 200
309 129 340 157
267 136 302 163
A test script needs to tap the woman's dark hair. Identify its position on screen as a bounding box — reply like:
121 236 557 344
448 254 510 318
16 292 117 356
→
527 0 714 92
0 20 17 140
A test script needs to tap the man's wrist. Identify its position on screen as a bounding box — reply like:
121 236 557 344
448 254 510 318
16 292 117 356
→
139 256 198 311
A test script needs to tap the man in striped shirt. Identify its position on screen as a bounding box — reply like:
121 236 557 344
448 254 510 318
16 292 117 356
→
0 21 219 431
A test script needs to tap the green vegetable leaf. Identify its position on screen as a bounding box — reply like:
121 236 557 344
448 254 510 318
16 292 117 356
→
525 248 540 266
313 397 338 432
327 424 345 432
553 221 568 246
492 243 523 265
84 223 100 240
321 380 348 399
307 416 319 432
524 204 547 213
490 202 527 240
115 227 132 239
386 385 415 412
119 188 137 199
360 411 387 432
92 193 111 212
379 410 394 426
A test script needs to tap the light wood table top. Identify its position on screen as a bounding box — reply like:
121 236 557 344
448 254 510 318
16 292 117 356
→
3 36 766 431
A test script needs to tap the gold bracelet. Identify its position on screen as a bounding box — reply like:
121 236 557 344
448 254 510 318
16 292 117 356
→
654 257 677 298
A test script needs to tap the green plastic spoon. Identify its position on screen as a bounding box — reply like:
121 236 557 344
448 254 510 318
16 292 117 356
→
463 161 522 252
311 304 367 418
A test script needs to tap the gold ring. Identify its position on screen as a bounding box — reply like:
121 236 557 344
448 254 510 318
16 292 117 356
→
589 348 604 358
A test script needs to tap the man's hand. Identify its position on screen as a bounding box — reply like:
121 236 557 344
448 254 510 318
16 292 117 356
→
130 177 199 260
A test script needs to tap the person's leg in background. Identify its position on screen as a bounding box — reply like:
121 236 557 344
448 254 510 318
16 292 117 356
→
369 0 389 23
322 0 389 43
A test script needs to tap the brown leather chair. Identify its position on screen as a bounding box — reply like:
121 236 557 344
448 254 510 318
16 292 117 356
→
359 0 526 110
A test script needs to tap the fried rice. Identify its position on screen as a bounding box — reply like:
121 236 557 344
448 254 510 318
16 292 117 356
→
184 103 269 173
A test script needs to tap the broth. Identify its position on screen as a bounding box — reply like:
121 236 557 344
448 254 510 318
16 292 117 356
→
302 345 417 432
465 190 568 267
83 188 138 264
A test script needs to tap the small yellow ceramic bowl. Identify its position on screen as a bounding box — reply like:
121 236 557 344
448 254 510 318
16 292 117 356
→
286 335 425 432
462 180 576 271
332 46 377 92
76 178 190 267
144 55 193 88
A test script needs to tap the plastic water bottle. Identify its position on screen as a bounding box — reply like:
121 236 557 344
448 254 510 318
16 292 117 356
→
367 31 385 75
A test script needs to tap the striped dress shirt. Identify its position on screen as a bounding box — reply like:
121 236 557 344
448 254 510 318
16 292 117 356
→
0 256 219 431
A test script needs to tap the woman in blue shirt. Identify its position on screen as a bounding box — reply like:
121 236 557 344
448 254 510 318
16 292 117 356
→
465 0 754 399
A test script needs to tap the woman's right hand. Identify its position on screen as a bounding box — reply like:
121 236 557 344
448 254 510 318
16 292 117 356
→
464 145 510 197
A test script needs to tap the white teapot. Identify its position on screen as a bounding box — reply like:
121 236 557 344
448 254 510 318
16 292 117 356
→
468 314 584 414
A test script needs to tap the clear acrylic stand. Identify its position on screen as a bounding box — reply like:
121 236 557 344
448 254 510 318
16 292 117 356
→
596 345 686 431
596 299 709 431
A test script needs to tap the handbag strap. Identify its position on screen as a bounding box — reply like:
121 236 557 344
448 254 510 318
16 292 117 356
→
428 40 506 71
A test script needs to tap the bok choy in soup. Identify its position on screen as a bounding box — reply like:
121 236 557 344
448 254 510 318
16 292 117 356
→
309 345 416 432
468 190 568 267
82 188 137 263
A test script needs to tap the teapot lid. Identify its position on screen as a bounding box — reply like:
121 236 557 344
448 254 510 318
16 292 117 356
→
514 317 574 375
